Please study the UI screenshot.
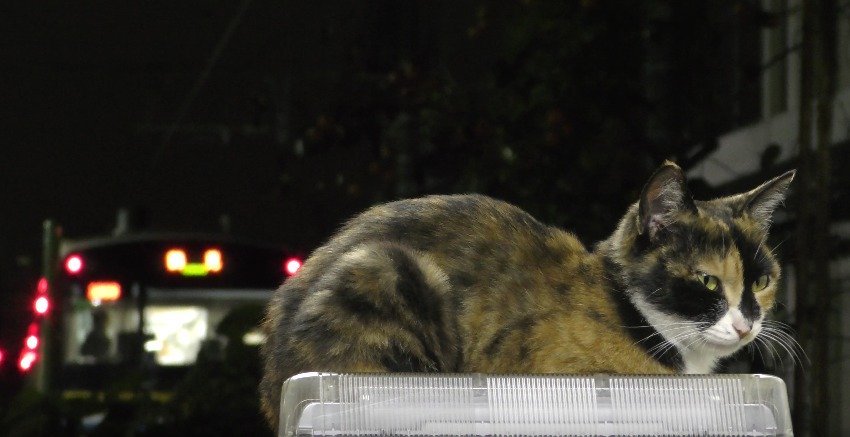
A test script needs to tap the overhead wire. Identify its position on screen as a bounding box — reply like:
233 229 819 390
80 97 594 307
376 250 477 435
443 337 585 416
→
134 0 255 199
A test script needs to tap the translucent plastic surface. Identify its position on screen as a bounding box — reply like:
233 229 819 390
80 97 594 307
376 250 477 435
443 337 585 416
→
280 373 792 436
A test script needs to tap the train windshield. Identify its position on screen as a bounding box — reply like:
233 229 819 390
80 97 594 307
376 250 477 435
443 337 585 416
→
63 287 272 366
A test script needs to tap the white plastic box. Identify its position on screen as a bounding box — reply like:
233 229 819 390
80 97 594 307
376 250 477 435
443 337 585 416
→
279 373 793 436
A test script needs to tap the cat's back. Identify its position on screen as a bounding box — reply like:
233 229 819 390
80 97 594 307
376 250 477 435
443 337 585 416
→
273 194 549 288
333 193 554 252
259 194 589 426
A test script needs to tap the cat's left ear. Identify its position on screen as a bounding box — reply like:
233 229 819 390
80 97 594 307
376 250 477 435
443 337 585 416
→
739 170 796 229
638 161 698 240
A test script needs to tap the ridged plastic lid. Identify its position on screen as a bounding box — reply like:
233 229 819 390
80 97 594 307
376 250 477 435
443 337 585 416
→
279 373 792 436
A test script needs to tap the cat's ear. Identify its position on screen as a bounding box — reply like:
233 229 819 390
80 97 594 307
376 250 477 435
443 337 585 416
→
637 161 697 239
739 170 795 229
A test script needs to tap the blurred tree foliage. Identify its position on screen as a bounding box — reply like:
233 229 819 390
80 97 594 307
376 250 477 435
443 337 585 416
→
277 0 732 246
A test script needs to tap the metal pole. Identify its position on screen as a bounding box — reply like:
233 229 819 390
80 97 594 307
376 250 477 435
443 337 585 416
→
34 220 60 392
812 0 836 433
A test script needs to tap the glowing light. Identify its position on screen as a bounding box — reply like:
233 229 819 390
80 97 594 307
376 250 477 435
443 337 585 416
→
65 255 84 274
204 249 223 273
0 348 4 365
87 282 122 302
285 258 302 276
25 335 39 350
165 249 187 272
37 277 48 294
242 330 266 346
34 296 50 315
181 264 208 277
19 351 37 372
144 339 164 352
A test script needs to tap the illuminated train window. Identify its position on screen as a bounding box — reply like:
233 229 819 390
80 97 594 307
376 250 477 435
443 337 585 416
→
143 306 208 366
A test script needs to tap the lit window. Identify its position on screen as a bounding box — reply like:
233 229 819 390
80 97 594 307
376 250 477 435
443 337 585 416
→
144 306 208 366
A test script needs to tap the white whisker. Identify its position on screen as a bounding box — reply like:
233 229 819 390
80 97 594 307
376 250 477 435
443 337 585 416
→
761 321 810 364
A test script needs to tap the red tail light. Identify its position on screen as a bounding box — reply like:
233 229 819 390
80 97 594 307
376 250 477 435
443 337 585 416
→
24 323 40 351
284 258 302 276
25 335 39 350
65 254 84 274
19 351 37 372
34 296 50 315
34 278 50 315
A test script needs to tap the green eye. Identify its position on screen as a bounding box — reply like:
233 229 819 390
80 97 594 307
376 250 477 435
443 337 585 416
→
698 273 720 291
753 275 770 291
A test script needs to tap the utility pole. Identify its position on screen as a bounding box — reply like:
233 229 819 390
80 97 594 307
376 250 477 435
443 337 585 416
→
794 0 836 435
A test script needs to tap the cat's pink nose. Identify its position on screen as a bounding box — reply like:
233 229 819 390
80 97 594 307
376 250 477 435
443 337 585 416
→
733 322 751 339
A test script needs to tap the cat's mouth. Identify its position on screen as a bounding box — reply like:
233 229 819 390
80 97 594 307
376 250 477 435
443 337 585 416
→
695 317 761 353
699 331 755 352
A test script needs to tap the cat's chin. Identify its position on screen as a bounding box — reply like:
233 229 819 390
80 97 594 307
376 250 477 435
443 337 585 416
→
698 335 750 357
697 322 761 356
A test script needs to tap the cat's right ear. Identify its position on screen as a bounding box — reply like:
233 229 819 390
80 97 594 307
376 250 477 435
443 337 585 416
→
637 161 697 240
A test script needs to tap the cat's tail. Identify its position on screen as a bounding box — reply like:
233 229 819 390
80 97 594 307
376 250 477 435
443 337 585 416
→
259 241 458 430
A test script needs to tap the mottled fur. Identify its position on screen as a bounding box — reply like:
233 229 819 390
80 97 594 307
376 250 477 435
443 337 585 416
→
260 162 794 429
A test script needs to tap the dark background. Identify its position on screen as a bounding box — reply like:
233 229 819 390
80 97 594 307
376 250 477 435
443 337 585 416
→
0 1 840 435
1 0 728 348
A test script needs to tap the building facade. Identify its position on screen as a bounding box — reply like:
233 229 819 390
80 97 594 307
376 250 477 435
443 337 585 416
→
686 0 850 433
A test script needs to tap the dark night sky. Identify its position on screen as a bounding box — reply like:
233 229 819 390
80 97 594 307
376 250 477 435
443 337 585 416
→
3 4 342 252
0 1 497 346
0 1 336 344
1 1 497 261
2 2 289 256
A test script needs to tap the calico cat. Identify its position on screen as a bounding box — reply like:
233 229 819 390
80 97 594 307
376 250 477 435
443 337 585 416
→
259 162 794 428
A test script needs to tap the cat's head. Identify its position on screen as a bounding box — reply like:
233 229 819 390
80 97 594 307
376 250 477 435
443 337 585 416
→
605 161 795 372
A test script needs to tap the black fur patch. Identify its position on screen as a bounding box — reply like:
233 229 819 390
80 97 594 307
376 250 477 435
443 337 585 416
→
387 246 443 324
665 276 727 323
636 261 725 324
290 313 341 357
556 284 571 296
518 343 531 361
449 292 466 370
587 309 605 323
381 341 437 372
729 226 771 321
607 282 684 371
331 283 386 321
484 316 537 359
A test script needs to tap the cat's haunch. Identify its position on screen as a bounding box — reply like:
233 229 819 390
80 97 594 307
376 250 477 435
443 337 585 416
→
259 162 795 430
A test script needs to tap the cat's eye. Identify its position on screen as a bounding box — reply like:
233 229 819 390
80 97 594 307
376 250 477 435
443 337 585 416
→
697 273 720 291
753 275 771 292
